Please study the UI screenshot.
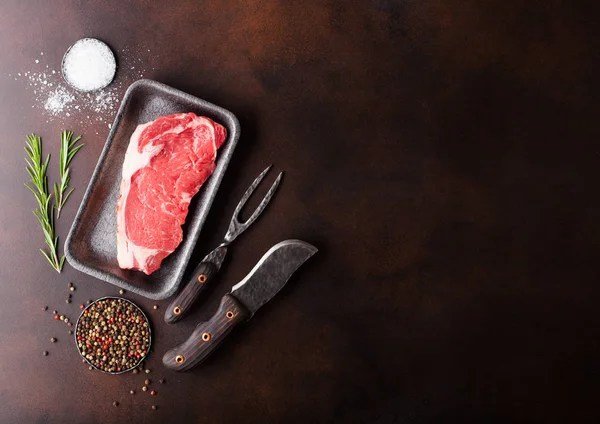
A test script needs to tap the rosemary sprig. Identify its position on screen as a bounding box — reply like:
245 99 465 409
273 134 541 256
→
24 134 64 272
54 130 84 218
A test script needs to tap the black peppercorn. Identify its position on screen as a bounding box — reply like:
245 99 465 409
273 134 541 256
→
43 351 48 356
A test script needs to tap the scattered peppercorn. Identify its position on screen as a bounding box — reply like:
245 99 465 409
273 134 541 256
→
113 401 119 407
79 304 85 309
64 318 69 323
68 322 73 327
43 351 48 356
130 390 135 395
82 359 86 364
66 299 71 304
54 315 60 320
53 310 58 314
150 390 156 396
153 305 158 310
119 289 125 295
68 330 73 335
142 386 147 392
159 379 164 384
144 379 150 385
132 369 138 374
60 315 65 321
68 282 73 288
43 306 48 311
89 366 93 371
50 337 56 343
88 299 92 304
145 369 150 374
70 287 75 292
151 405 157 410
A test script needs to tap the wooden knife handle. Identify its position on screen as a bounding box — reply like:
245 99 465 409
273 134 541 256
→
162 294 249 371
164 261 218 324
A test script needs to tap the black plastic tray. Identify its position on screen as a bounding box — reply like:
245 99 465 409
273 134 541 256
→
65 79 240 300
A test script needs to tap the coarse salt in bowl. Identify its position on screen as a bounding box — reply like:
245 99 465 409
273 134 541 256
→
62 38 117 92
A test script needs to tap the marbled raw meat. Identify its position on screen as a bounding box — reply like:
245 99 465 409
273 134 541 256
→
117 112 226 274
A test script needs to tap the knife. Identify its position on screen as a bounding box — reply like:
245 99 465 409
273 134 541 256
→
162 239 317 371
164 166 282 324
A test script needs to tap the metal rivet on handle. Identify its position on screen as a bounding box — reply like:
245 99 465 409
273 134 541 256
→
226 311 234 319
202 332 211 342
175 355 185 364
173 306 182 315
198 274 207 283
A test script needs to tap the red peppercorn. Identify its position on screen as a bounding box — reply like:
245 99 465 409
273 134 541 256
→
54 315 60 320
150 390 156 396
84 310 88 314
79 304 84 309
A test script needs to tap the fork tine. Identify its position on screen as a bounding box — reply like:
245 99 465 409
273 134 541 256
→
224 167 283 243
240 171 282 226
230 165 272 221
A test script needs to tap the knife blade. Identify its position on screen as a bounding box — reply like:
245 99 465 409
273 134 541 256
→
162 239 317 371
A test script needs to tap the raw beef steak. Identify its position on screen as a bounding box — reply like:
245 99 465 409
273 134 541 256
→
117 112 227 274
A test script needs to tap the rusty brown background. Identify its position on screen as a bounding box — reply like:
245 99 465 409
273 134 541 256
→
1 0 599 423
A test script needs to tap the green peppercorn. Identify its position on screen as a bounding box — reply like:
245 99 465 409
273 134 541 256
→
119 289 125 295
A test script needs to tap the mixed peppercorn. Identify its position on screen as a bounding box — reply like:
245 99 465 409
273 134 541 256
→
76 298 150 373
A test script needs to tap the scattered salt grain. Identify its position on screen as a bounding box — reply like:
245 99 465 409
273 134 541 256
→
62 38 116 92
44 86 75 115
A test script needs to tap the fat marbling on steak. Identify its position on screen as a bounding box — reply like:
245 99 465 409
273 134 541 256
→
117 112 227 274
